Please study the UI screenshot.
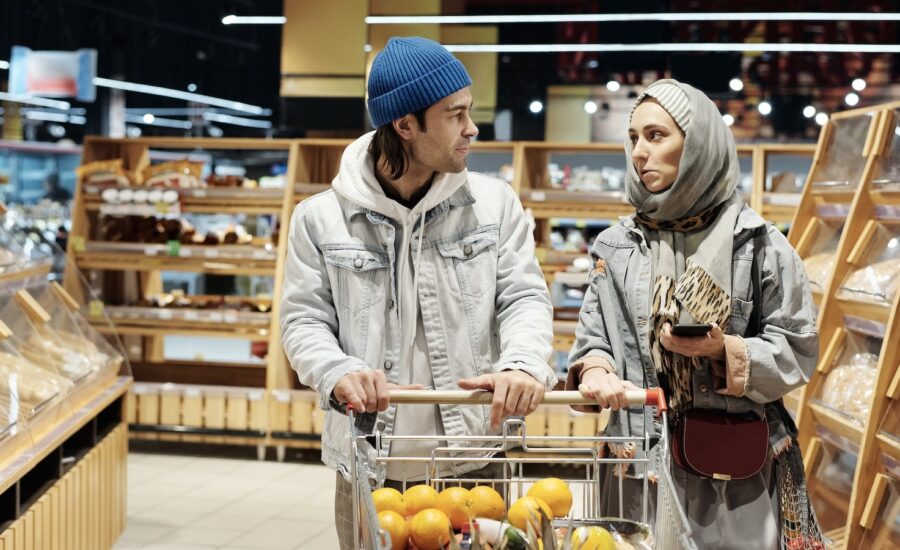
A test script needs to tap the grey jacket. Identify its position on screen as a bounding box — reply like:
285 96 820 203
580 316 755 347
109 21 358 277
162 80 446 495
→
280 172 555 477
569 205 818 446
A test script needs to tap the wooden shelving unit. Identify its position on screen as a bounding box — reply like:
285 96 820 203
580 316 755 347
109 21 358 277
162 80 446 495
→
64 137 299 455
790 101 900 548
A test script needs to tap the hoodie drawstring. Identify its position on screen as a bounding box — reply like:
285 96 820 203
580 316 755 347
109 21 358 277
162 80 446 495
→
406 209 427 383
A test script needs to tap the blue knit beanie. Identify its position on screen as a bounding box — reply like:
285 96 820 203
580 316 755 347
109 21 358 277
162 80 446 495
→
367 36 472 128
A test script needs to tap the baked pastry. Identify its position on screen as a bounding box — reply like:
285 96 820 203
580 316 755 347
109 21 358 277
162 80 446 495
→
839 258 900 304
820 352 878 422
803 253 836 293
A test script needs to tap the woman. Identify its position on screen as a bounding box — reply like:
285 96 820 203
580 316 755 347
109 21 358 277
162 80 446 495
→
567 79 823 549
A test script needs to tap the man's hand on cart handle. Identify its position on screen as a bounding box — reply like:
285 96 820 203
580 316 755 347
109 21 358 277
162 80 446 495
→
457 370 545 430
334 370 424 413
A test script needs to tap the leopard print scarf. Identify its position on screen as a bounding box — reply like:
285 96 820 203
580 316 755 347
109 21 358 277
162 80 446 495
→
637 192 744 410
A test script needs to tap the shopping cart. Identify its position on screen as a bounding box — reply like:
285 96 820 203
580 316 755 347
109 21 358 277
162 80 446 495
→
348 389 696 550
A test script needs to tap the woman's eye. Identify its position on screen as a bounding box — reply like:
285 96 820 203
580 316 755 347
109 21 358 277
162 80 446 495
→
629 135 638 144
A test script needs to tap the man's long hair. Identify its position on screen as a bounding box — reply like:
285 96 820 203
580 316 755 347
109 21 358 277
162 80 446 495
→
368 110 427 180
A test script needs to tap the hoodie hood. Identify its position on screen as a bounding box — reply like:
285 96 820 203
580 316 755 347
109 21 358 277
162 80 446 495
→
332 131 469 223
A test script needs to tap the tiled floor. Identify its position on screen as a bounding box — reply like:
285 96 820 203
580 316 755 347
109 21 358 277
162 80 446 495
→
115 452 338 549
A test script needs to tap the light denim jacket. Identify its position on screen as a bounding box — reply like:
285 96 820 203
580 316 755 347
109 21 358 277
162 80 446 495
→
280 175 555 476
569 205 818 447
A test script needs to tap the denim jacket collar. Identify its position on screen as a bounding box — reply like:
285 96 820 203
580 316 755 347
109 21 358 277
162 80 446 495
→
346 182 477 226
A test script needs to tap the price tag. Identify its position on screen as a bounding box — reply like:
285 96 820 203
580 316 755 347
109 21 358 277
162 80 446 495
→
144 246 159 257
204 248 220 258
158 310 173 321
224 311 239 324
185 388 202 398
85 185 99 194
274 390 291 403
208 312 224 323
154 201 170 215
575 219 587 229
184 311 200 321
193 353 205 361
88 299 105 317
531 191 546 202
193 189 207 198
71 236 86 252
180 247 193 258
253 249 270 259
166 240 181 257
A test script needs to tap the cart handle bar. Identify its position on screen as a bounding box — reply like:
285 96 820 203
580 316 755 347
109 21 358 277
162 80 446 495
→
387 388 667 412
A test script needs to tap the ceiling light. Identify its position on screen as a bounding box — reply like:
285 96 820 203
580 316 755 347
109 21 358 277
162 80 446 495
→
23 111 86 124
203 112 272 129
207 126 224 138
442 43 900 54
722 114 735 126
758 101 772 116
803 105 816 118
729 78 744 91
48 124 66 139
124 107 273 116
93 77 265 115
606 80 621 92
852 78 866 91
0 91 70 110
815 112 828 125
586 60 599 69
187 83 197 92
126 126 142 138
125 114 192 129
529 100 543 114
364 44 373 53
0 60 8 69
366 12 900 24
222 15 286 25
845 92 860 106
584 101 598 114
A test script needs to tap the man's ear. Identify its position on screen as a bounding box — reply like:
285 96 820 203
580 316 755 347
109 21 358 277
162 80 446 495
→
392 115 415 140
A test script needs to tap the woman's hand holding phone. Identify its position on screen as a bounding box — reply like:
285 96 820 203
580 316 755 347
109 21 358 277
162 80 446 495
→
660 322 726 361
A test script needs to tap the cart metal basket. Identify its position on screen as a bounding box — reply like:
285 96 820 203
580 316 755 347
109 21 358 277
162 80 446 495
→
349 389 696 550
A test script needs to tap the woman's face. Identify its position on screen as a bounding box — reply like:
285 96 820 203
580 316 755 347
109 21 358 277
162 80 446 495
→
628 99 685 193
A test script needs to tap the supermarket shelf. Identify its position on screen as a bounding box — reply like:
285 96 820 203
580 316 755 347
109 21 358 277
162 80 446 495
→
522 189 633 220
74 241 276 275
836 296 892 326
809 401 865 450
89 309 270 341
824 527 847 549
876 431 900 463
0 261 52 284
82 184 286 215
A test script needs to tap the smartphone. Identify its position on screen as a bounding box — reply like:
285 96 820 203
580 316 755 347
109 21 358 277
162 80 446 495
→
671 323 713 337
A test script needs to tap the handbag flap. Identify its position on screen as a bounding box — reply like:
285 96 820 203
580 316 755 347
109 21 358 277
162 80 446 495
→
680 409 769 480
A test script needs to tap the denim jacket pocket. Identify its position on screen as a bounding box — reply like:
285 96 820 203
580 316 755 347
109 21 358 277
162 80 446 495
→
323 245 390 314
436 226 499 299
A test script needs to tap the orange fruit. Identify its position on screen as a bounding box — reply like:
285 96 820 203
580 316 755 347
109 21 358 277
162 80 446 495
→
468 485 506 520
507 496 552 534
571 526 616 550
435 487 472 529
527 477 573 518
408 508 452 550
403 484 438 516
373 487 407 516
378 510 409 550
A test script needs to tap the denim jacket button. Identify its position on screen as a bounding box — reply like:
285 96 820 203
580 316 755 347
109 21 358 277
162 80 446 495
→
388 299 395 309
699 383 708 393
353 258 363 268
384 360 393 370
463 244 473 256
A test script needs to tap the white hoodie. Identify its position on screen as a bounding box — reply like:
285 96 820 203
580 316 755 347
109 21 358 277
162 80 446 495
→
332 132 468 479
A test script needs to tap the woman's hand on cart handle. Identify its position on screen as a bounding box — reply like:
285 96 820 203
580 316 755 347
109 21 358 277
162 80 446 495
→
457 371 545 430
334 370 424 413
387 389 664 409
578 369 642 411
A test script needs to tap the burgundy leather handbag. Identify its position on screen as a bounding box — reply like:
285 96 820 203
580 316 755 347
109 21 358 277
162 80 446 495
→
672 409 769 480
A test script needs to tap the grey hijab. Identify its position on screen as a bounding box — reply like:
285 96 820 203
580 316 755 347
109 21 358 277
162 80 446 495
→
625 79 745 409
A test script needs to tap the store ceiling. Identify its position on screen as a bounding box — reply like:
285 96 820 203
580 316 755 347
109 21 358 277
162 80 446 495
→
0 0 897 141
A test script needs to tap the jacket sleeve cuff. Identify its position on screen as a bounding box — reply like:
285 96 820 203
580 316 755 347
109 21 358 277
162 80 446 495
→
501 359 558 390
565 354 614 413
715 334 750 397
318 360 369 412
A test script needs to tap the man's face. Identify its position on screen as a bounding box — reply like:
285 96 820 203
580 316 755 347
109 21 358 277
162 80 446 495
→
407 87 479 174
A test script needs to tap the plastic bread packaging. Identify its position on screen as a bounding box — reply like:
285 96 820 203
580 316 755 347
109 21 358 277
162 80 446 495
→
819 352 878 423
75 159 132 186
803 252 836 293
142 160 204 188
837 235 900 304
0 349 73 411
18 327 97 382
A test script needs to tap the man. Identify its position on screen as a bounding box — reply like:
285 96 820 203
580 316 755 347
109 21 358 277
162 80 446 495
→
280 36 554 548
